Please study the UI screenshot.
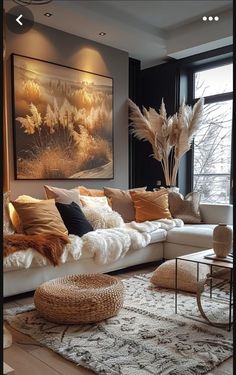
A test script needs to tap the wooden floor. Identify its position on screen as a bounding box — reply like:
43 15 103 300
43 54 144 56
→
4 264 233 375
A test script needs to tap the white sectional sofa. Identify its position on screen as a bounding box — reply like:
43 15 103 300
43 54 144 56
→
4 203 233 297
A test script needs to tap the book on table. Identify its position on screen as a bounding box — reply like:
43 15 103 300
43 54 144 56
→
204 253 233 263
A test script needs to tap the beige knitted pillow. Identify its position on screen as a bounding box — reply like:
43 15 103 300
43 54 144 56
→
150 259 209 293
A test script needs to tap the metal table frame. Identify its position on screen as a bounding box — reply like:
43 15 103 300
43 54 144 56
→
175 252 233 331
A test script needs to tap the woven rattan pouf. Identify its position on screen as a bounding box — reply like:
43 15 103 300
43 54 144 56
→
34 274 124 324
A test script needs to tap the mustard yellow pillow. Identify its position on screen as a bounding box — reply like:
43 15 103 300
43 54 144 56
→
11 199 68 236
130 189 172 222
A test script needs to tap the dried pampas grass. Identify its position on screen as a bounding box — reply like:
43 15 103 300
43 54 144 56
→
128 97 204 186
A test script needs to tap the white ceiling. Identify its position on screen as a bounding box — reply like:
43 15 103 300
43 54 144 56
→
4 0 233 68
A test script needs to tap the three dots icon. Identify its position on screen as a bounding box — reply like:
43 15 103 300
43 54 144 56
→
202 16 219 21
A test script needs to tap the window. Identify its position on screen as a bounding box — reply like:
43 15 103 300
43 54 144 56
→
191 62 233 204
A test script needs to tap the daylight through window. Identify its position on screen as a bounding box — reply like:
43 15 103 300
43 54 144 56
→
192 63 232 204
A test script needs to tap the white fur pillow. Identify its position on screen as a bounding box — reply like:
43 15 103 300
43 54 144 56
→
80 195 112 212
82 207 124 230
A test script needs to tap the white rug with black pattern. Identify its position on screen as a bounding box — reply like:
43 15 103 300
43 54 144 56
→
4 274 233 375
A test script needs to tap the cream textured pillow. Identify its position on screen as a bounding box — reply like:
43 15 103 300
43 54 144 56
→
11 199 68 236
150 259 209 293
82 207 124 230
103 186 147 223
80 195 112 212
168 191 202 224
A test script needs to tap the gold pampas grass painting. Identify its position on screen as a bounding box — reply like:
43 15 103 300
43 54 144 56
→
128 97 204 186
12 55 113 180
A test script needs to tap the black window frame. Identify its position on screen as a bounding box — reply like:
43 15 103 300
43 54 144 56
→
187 57 233 204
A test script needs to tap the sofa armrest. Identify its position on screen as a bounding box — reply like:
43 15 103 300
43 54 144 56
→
200 203 233 225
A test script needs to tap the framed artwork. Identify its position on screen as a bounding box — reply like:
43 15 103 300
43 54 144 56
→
11 54 113 179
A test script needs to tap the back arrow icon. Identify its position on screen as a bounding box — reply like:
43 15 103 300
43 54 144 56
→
16 14 23 26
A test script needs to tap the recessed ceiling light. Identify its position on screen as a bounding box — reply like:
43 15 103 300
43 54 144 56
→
99 32 106 36
44 12 52 17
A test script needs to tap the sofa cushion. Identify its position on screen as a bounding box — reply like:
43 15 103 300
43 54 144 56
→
130 189 172 222
168 191 202 224
9 195 42 233
82 207 124 230
78 186 105 197
103 186 146 223
150 259 210 293
11 199 68 236
44 185 80 205
80 196 112 212
56 201 93 237
166 224 216 248
149 228 167 244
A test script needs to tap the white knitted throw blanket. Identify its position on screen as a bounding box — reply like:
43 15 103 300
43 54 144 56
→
4 218 183 271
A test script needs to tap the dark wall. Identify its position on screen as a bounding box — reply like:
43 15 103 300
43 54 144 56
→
128 58 141 188
129 45 233 193
130 60 180 190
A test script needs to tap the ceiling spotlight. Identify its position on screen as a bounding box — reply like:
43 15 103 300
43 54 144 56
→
99 32 106 36
202 16 207 21
214 16 219 21
208 16 213 21
44 12 52 17
13 0 53 4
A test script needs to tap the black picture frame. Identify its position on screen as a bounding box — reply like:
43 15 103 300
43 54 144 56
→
11 54 114 180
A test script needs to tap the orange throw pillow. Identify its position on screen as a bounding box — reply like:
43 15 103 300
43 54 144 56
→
130 189 172 222
78 186 105 197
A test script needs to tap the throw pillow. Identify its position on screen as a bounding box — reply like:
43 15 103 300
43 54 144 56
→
168 191 202 224
8 195 42 233
130 189 172 222
44 185 80 205
150 259 210 293
55 201 93 237
80 195 112 212
3 192 15 235
11 199 68 236
103 186 147 223
82 207 124 230
78 186 105 197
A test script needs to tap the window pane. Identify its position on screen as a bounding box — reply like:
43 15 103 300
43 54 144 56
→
194 64 233 98
193 100 232 204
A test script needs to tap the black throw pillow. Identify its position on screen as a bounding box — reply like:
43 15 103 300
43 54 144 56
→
55 201 93 237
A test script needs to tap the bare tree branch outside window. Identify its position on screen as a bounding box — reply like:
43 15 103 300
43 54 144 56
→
193 65 232 204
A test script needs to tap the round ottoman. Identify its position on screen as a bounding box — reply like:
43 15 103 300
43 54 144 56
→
34 274 124 324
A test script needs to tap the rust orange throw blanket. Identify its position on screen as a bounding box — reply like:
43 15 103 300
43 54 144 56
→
4 233 70 266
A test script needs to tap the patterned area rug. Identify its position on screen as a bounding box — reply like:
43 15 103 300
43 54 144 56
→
4 274 233 375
